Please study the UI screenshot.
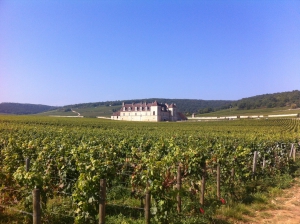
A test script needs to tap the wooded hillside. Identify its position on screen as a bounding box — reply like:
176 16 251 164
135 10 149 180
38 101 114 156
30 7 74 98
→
236 90 300 110
0 103 58 115
64 98 233 115
1 90 299 115
64 90 300 115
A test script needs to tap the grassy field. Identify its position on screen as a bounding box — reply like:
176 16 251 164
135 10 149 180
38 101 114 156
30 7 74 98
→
38 110 77 116
38 105 121 117
75 105 121 117
38 105 300 118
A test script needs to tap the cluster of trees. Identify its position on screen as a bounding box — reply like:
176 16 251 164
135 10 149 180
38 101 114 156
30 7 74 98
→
62 101 122 109
2 90 299 115
64 98 233 115
197 104 233 114
237 90 300 110
0 103 58 115
62 90 300 115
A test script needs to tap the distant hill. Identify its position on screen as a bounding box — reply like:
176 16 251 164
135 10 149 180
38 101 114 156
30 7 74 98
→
236 90 300 110
0 103 58 115
63 90 300 115
195 90 300 115
1 90 299 116
63 98 233 115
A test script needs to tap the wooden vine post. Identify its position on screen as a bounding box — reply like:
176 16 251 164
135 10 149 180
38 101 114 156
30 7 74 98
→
231 168 235 180
200 163 206 206
274 147 278 168
33 188 41 224
293 144 296 162
25 158 30 172
99 179 106 224
145 181 151 224
230 167 235 198
217 164 220 199
289 144 294 158
252 151 258 178
293 146 296 162
177 163 182 213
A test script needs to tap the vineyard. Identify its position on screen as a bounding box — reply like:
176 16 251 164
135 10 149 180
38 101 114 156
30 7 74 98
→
0 115 300 223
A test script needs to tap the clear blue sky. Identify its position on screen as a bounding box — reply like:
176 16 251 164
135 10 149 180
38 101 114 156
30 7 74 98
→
1 0 299 106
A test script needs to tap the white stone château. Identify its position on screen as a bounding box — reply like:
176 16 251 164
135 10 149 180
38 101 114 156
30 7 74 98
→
111 101 187 122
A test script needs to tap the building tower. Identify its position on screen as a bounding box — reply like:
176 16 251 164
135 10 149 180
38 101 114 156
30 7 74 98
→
168 103 177 121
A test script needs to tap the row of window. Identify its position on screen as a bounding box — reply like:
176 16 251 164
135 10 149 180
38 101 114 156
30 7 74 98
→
123 106 149 112
123 111 156 116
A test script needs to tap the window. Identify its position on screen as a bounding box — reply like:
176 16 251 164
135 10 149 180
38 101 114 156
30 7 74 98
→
140 107 143 111
128 107 131 111
153 111 155 115
123 113 125 116
135 113 137 116
123 107 126 111
135 107 137 111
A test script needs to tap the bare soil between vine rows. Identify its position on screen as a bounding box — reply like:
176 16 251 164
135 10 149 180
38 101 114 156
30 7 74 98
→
241 178 300 224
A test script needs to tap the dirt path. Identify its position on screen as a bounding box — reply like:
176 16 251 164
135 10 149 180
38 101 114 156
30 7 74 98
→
249 178 300 224
71 109 81 116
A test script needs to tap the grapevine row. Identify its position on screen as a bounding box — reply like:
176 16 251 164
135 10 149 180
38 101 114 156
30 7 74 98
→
0 115 299 223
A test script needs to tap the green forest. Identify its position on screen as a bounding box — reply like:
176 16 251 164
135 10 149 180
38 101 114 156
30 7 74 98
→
0 103 58 115
0 90 299 115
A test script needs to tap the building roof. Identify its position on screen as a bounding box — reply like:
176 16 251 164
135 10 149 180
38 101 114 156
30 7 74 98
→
112 111 120 116
120 101 170 111
177 112 187 120
168 103 176 108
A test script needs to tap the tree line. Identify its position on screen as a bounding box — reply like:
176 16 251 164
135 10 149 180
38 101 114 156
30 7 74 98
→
0 103 58 115
1 90 299 115
236 90 300 110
